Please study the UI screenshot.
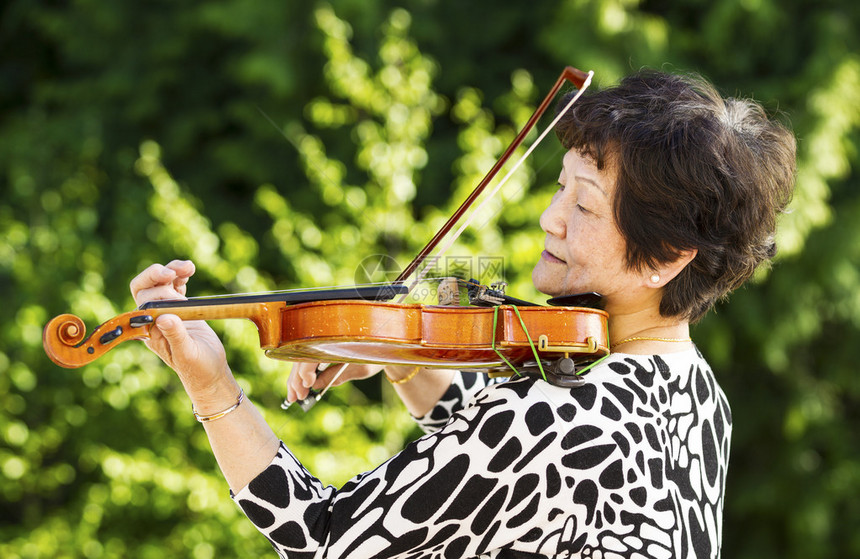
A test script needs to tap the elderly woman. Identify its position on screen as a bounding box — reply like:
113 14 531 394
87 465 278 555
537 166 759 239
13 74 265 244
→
131 69 795 558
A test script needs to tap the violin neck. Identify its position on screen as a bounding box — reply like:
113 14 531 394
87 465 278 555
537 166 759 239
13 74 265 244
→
138 284 409 310
41 284 410 369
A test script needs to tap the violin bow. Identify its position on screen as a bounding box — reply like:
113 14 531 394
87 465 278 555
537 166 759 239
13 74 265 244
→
394 66 593 290
293 67 594 410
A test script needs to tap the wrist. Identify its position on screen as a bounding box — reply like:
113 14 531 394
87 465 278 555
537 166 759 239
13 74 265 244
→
384 365 422 385
184 370 242 416
192 387 244 422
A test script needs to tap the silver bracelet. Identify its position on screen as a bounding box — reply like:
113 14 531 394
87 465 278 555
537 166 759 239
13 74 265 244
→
192 387 245 423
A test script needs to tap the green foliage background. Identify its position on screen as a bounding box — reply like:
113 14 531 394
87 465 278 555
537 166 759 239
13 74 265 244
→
2 0 859 557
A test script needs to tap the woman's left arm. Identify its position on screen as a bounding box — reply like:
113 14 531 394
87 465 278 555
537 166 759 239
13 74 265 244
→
130 260 280 492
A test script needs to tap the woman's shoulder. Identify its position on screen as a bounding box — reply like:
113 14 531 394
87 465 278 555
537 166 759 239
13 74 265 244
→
469 347 724 421
588 348 720 397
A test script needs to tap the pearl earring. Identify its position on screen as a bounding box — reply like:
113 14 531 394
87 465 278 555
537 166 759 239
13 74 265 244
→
650 274 660 284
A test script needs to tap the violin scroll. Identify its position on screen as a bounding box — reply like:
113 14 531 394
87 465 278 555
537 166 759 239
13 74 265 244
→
42 299 291 369
43 311 157 369
52 314 86 346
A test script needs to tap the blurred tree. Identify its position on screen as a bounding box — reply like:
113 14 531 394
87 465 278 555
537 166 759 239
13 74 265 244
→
1 0 859 557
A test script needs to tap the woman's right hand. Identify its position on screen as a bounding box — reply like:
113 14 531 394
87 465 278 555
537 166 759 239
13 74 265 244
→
286 361 437 405
130 260 236 405
286 362 381 404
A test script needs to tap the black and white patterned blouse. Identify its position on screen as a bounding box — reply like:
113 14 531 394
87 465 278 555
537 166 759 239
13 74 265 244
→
232 348 731 558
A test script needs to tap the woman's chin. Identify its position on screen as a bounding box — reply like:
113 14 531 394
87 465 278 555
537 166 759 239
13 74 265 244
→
531 266 563 297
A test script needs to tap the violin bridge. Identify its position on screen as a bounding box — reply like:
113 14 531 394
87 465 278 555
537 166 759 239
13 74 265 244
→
436 277 461 306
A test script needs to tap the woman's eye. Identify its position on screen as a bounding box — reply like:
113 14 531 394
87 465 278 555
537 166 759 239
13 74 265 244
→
576 204 591 214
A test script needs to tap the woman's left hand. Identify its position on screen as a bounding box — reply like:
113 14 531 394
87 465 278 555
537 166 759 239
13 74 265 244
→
130 260 237 407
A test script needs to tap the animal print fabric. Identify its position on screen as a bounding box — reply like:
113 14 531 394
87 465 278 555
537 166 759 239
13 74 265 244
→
232 348 731 558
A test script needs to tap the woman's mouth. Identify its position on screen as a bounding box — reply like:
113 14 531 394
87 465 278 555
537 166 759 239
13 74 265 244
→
541 250 565 264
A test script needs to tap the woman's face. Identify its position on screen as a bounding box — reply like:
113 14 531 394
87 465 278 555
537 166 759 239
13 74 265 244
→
532 149 653 314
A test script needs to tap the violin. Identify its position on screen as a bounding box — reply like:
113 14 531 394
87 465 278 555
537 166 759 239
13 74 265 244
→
42 66 608 389
43 280 608 385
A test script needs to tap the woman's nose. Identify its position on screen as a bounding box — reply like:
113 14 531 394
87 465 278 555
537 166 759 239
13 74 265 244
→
539 199 566 238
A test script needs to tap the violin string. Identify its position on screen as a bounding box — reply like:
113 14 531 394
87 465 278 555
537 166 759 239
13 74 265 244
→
396 71 594 302
179 280 399 301
178 278 464 305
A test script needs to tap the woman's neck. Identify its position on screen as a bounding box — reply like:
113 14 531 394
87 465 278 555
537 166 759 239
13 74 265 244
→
607 307 692 354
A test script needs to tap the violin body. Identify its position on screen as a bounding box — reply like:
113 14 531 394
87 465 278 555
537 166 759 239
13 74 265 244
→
43 296 609 370
270 300 608 368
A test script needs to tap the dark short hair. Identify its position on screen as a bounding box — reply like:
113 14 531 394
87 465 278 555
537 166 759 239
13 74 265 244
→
556 69 796 322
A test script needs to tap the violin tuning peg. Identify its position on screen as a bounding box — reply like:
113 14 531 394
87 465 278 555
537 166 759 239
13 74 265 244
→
489 281 508 295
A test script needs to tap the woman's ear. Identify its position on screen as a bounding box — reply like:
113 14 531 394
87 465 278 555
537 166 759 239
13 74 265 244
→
646 249 697 288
